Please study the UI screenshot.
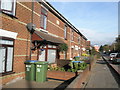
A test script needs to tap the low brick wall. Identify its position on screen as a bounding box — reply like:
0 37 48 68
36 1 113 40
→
66 66 90 89
66 55 97 89
1 72 25 85
47 70 75 80
56 59 71 67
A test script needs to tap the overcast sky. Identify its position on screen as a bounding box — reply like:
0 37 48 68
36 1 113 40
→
49 2 118 46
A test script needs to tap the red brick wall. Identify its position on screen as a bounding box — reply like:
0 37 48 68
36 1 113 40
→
47 10 86 59
47 71 75 80
2 72 25 85
16 2 32 24
1 2 37 84
0 1 87 85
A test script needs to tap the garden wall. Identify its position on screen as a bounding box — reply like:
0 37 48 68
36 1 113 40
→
66 55 97 89
66 66 90 88
47 70 75 80
56 59 71 67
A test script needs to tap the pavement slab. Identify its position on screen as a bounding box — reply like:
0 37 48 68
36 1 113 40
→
2 78 64 89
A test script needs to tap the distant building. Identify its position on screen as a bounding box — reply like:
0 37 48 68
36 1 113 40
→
94 45 99 52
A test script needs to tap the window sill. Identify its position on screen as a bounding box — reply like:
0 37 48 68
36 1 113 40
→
2 11 18 19
0 72 15 77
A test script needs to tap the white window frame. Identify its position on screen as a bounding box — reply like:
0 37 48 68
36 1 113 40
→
0 38 14 74
0 0 16 16
40 8 47 30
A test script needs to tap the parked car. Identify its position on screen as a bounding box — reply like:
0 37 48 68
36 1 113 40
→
112 53 120 64
109 53 118 61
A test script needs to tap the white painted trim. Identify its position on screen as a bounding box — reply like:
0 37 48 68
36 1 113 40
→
0 29 18 39
16 38 30 41
14 55 29 57
14 54 37 57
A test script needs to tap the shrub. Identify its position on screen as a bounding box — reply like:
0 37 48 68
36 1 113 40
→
82 53 89 56
60 67 65 71
69 61 87 72
48 61 87 72
67 69 72 72
79 63 87 70
58 43 68 52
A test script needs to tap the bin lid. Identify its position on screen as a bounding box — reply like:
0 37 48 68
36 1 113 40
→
72 61 84 63
24 60 38 64
35 61 48 65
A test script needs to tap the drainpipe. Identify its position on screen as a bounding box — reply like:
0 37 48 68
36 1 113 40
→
69 28 72 60
29 0 34 60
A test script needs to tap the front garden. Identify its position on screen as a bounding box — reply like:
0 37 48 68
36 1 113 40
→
48 55 91 73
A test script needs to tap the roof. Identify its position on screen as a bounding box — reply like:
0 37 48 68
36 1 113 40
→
34 30 64 44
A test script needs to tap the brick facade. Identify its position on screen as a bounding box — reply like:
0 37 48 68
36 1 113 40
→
0 1 88 85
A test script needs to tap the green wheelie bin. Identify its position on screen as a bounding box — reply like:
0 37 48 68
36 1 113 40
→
24 60 38 81
35 61 48 82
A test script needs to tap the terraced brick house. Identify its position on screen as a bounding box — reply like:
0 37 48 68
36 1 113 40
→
0 0 88 85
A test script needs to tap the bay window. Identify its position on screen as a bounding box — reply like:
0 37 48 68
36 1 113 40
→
0 38 14 74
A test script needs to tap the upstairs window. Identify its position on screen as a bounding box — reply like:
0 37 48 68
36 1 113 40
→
78 36 81 44
40 8 47 30
0 0 16 16
71 29 74 41
64 25 67 40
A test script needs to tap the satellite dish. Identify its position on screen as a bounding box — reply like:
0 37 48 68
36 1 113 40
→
26 23 36 34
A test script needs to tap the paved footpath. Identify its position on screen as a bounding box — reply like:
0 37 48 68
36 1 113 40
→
2 78 64 89
84 59 120 89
